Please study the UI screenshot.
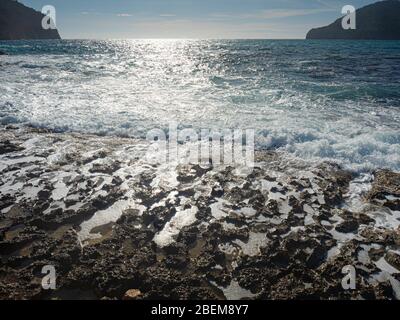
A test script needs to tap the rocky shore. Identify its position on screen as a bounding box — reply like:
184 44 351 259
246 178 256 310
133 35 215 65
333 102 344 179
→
0 125 399 300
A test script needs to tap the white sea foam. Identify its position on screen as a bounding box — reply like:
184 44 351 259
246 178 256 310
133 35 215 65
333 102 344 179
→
1 40 399 174
211 280 257 300
78 198 137 244
153 206 198 247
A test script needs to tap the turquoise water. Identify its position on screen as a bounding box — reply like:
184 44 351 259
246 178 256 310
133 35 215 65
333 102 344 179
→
0 39 399 172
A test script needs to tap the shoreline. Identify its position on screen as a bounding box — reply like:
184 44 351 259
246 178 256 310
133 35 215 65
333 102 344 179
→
0 125 399 300
2 122 397 176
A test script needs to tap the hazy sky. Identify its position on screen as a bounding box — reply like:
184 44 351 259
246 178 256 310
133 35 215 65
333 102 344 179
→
20 0 378 39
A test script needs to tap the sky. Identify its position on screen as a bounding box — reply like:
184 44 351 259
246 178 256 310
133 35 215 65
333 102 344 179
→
20 0 379 39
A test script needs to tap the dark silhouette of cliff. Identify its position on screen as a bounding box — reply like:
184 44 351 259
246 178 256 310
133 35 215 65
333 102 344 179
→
306 0 400 40
0 0 61 40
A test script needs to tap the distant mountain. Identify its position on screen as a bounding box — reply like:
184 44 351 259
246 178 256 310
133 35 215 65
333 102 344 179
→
306 0 400 40
0 0 61 40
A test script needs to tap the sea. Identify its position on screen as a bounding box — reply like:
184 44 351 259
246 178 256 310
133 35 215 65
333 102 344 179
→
1 39 399 173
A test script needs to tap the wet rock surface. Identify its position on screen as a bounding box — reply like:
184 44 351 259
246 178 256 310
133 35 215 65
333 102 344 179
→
0 140 24 155
1 127 400 300
367 170 400 211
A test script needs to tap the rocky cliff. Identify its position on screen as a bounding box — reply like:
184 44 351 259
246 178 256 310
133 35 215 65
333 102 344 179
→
0 0 61 40
306 0 400 40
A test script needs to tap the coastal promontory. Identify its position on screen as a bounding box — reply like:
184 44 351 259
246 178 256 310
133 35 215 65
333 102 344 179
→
0 0 61 40
306 0 400 40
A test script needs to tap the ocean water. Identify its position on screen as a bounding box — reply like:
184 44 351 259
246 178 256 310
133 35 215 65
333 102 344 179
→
0 39 399 173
